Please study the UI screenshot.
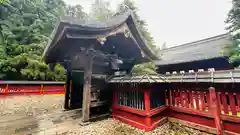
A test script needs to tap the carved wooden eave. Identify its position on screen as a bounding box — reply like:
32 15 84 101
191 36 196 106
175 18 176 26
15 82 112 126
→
42 10 159 73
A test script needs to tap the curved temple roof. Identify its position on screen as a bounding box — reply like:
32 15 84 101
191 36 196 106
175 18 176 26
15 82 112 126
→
42 10 158 70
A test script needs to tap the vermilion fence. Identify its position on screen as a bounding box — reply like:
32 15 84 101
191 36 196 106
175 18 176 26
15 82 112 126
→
0 81 65 96
166 87 240 134
111 83 240 134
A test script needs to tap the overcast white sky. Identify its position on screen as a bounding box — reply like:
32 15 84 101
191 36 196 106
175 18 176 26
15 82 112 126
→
64 0 232 48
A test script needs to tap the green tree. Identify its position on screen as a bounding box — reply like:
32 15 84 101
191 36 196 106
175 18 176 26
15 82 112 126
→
65 4 87 19
225 0 240 68
89 0 114 21
117 0 159 73
0 0 78 80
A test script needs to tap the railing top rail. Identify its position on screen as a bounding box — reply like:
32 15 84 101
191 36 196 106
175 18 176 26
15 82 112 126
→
108 69 240 83
164 69 240 83
108 74 167 83
0 81 65 85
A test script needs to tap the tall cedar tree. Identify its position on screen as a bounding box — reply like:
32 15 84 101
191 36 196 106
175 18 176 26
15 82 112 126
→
225 0 240 67
0 0 86 80
117 0 160 73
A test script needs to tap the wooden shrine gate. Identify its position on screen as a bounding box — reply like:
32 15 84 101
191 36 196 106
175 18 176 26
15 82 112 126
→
109 70 240 135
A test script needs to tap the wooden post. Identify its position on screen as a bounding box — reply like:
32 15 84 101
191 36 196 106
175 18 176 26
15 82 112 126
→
82 56 93 122
229 92 237 116
189 91 194 109
40 84 44 95
169 89 173 106
144 90 151 127
209 87 223 135
112 87 117 113
64 61 72 110
165 90 168 106
5 84 9 95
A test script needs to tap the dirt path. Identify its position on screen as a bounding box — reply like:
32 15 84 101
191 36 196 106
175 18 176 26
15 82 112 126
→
0 94 64 122
32 118 209 135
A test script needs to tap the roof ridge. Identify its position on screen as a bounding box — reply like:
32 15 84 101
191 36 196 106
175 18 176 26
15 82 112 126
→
160 33 229 52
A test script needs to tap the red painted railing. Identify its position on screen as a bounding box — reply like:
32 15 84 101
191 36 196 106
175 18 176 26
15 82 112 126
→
169 89 211 112
0 81 65 96
112 84 240 134
112 84 167 131
166 88 240 134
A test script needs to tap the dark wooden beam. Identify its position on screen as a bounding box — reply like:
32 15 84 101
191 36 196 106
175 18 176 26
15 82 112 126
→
82 55 93 122
64 61 72 109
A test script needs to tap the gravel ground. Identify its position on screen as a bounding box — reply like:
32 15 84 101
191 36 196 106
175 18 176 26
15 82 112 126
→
48 119 210 135
0 95 211 135
0 94 64 122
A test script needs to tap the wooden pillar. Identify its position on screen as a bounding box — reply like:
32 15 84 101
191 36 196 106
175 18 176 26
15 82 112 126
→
169 89 173 106
82 56 93 122
64 61 72 109
40 84 44 95
112 85 118 115
144 90 151 127
209 87 223 135
4 84 9 95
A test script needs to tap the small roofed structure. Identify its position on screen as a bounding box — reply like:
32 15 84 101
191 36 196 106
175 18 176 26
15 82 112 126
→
42 10 158 122
108 74 168 131
43 10 158 74
156 34 234 74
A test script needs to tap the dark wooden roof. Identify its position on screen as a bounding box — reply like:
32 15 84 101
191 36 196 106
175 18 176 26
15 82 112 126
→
42 10 158 69
156 33 230 66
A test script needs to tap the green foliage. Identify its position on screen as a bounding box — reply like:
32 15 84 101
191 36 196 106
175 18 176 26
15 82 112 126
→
89 0 114 21
117 0 159 73
131 62 157 74
0 0 70 80
65 4 87 19
0 0 8 4
225 0 240 67
118 0 160 54
0 0 160 80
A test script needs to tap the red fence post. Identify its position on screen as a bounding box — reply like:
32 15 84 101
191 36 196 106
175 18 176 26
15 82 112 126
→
180 91 184 107
185 91 189 108
5 84 9 95
195 92 200 110
229 92 237 116
40 84 44 95
200 92 205 111
169 89 173 106
165 90 168 106
144 90 151 128
221 92 229 115
209 87 223 135
189 91 194 109
237 93 240 112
